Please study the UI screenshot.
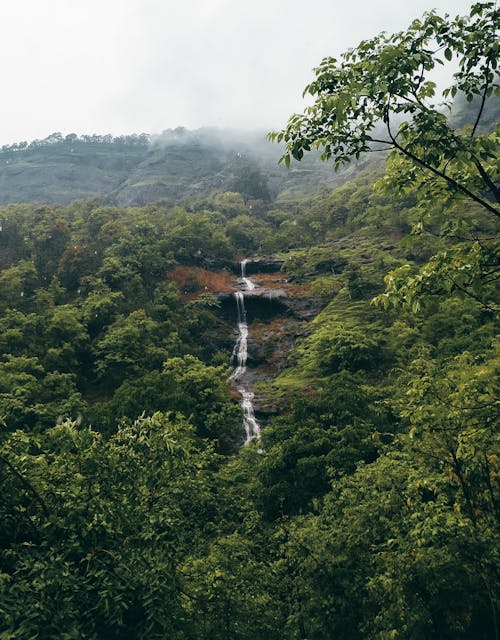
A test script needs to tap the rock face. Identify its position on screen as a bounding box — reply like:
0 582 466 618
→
296 259 348 279
221 256 320 427
218 287 318 323
217 290 290 324
281 295 319 320
230 258 285 275
0 129 351 206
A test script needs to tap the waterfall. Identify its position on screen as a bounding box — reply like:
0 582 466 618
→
230 260 260 444
241 258 256 291
230 292 248 380
239 388 260 444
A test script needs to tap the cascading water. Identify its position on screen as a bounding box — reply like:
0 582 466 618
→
230 260 260 444
241 258 256 292
230 292 248 380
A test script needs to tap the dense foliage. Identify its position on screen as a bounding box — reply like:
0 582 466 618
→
1 4 499 639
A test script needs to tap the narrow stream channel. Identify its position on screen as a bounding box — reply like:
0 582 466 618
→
229 260 261 444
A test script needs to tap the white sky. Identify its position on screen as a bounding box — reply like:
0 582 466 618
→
0 0 474 146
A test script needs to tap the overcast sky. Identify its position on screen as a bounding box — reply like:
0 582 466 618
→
0 0 473 146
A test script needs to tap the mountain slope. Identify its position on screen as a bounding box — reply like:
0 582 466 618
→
0 128 364 206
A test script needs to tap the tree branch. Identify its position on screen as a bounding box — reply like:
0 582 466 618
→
380 108 500 218
0 454 50 518
393 139 500 218
448 276 499 313
474 158 500 204
470 58 491 140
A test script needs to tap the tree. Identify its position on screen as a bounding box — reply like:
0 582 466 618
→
33 220 70 284
281 448 498 640
94 310 169 387
56 244 97 291
232 164 271 202
271 2 499 310
271 2 499 219
0 413 220 639
159 355 241 449
0 355 85 431
297 320 382 376
0 261 37 312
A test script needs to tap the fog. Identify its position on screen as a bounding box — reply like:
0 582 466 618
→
0 0 473 146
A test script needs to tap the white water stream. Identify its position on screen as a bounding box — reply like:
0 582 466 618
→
241 258 256 292
230 260 260 444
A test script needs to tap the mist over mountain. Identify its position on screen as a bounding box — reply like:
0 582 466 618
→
2 90 496 208
0 127 372 207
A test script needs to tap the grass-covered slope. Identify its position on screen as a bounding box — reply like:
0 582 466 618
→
0 128 363 206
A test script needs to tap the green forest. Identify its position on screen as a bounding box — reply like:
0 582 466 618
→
0 3 498 639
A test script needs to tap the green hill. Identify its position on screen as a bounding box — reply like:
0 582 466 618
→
0 128 369 206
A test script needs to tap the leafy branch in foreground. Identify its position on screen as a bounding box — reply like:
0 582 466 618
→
374 240 500 313
271 2 499 309
270 2 499 219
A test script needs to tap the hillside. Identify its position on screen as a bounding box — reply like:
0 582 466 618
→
2 89 496 208
0 45 498 640
0 154 497 638
0 128 374 206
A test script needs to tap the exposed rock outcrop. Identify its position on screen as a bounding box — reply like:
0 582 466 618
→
217 290 289 324
222 256 320 427
230 257 284 275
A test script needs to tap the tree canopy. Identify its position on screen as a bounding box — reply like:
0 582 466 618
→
270 2 499 219
0 4 498 638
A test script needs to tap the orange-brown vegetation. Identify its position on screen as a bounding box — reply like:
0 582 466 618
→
166 266 236 300
251 273 285 288
252 273 312 299
251 316 289 340
284 282 313 298
166 266 311 302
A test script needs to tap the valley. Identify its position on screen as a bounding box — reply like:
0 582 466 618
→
0 4 498 635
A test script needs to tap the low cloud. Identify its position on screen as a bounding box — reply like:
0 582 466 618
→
0 0 473 146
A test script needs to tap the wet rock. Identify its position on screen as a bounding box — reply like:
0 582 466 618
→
217 286 319 323
236 369 283 419
244 293 290 323
245 287 286 299
231 257 284 275
282 296 320 320
217 291 235 303
217 289 289 323
295 259 347 280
